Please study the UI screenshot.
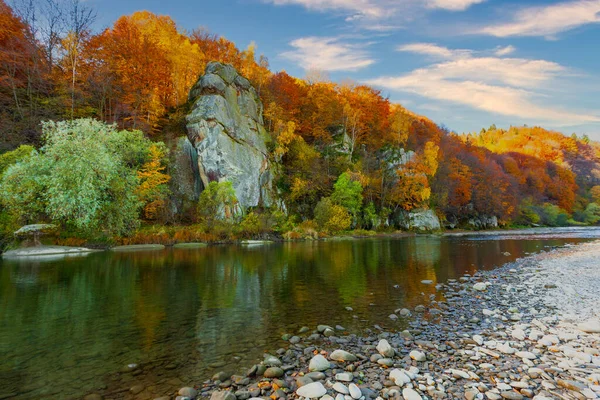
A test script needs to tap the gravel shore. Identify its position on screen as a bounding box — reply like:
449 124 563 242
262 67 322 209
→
113 240 600 400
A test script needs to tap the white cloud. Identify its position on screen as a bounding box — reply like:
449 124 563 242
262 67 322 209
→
479 0 600 38
265 0 388 18
426 0 486 11
264 0 483 24
397 43 472 59
366 45 599 124
494 45 516 56
280 36 375 71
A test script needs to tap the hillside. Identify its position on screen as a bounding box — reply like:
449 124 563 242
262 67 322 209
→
2 2 600 246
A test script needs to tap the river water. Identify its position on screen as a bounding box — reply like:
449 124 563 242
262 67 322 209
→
2 228 600 399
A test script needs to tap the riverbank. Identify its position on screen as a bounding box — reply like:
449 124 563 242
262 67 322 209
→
119 240 600 400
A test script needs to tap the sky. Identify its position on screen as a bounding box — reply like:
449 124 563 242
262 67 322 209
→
90 0 600 138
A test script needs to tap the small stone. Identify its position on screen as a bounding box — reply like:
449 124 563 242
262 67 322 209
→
179 387 198 398
557 379 586 392
264 355 282 367
309 355 330 372
331 350 358 362
130 385 145 395
515 351 536 360
500 392 523 400
390 369 411 386
210 391 236 400
511 329 525 341
402 388 422 400
296 382 327 398
449 369 470 379
473 282 487 291
306 372 326 381
296 376 313 387
334 383 349 394
409 350 426 362
336 373 354 382
377 358 394 367
578 319 600 333
465 388 479 400
264 367 284 378
377 339 395 357
349 384 362 399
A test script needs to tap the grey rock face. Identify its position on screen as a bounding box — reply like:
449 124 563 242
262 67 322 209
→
468 215 499 229
392 209 441 231
186 62 274 211
169 136 202 217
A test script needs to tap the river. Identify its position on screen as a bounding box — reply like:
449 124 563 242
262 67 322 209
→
1 227 600 399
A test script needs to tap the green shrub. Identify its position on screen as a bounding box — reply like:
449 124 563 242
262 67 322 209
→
315 197 352 233
0 145 35 177
0 119 165 237
197 181 239 227
331 172 363 220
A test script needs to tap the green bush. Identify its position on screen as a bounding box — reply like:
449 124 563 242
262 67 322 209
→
315 197 352 233
0 145 35 177
539 203 570 227
0 119 165 237
197 181 239 227
331 172 363 220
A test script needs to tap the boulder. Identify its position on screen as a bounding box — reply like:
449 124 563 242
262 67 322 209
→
392 209 441 232
186 62 276 212
468 215 499 229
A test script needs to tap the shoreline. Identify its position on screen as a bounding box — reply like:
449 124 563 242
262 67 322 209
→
5 225 600 257
108 240 600 400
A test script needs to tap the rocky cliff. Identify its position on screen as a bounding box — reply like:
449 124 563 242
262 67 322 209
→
392 209 441 232
186 62 274 211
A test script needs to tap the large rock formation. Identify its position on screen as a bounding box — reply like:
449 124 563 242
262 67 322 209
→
168 137 202 219
186 62 274 211
392 209 441 232
468 215 499 229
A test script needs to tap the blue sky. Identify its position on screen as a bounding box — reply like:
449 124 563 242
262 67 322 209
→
91 0 600 138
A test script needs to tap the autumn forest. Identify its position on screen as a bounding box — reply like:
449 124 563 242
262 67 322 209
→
2 0 600 247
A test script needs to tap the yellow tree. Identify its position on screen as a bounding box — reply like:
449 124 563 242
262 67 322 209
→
136 144 171 220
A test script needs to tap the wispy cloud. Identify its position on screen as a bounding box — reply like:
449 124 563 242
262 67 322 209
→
265 0 388 19
366 43 599 124
280 36 375 71
264 0 484 26
478 0 600 38
425 0 486 11
494 45 516 56
396 43 472 59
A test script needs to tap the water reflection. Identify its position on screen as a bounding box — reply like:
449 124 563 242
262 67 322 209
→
0 233 597 399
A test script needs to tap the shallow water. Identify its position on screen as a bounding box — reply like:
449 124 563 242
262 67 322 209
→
1 229 600 399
